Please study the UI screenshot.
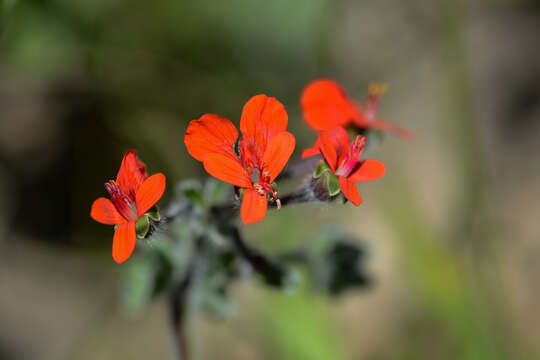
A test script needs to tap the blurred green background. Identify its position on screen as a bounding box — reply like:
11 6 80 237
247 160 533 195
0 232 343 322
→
1 0 540 359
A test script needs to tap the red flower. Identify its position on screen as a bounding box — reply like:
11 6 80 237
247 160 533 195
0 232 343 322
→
303 127 385 205
184 94 295 225
90 150 166 263
301 79 414 140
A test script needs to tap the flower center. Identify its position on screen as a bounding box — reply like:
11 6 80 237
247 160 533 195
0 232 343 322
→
253 181 281 210
335 135 366 177
105 180 138 221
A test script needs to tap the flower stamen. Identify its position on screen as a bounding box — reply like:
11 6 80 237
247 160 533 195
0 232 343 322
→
105 180 138 221
254 182 281 210
335 135 366 177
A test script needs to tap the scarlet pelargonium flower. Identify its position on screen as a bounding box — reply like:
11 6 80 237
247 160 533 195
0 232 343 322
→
301 79 414 140
184 94 295 225
304 127 385 205
90 150 166 263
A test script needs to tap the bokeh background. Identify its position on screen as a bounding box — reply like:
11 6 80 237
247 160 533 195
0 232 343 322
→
1 0 540 359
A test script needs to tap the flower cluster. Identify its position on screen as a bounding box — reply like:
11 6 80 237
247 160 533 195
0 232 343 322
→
90 79 411 263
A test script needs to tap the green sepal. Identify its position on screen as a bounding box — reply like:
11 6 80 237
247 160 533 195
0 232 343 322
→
135 215 150 239
146 206 161 221
326 172 341 196
314 161 331 179
271 181 278 192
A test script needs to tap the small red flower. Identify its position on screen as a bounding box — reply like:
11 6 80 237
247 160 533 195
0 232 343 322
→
303 127 385 205
184 94 295 225
90 150 166 263
301 79 414 140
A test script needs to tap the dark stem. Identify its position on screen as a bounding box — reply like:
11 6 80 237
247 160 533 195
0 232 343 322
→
224 226 290 287
168 236 206 360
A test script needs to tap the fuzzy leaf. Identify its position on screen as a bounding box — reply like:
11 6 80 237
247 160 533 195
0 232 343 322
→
122 251 173 314
183 188 205 206
203 178 227 205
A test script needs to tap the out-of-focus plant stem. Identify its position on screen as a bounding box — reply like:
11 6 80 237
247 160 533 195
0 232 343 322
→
440 0 490 243
168 236 206 360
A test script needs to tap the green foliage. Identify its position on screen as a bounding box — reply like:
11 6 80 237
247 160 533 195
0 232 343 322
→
122 247 173 314
262 286 350 360
299 227 371 296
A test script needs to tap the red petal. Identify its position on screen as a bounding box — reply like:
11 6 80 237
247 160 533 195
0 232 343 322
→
116 149 148 198
339 176 362 206
240 95 288 155
241 188 267 224
348 159 386 182
262 131 295 182
370 119 415 141
112 220 136 263
91 198 126 224
301 138 321 159
318 132 338 172
203 153 252 188
184 114 240 162
135 173 166 217
301 79 363 131
322 127 350 164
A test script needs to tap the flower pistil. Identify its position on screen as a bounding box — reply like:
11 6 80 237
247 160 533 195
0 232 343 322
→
335 136 366 178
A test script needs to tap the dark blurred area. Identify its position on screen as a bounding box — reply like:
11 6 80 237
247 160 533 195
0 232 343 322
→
1 0 540 359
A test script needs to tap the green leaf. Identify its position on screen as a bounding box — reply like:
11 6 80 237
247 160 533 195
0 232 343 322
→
313 161 330 178
203 178 227 205
326 172 341 196
183 188 205 207
122 250 173 315
122 256 155 314
176 179 205 206
135 215 150 238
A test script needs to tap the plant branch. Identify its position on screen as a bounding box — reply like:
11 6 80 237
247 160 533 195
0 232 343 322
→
168 236 206 360
223 226 290 287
